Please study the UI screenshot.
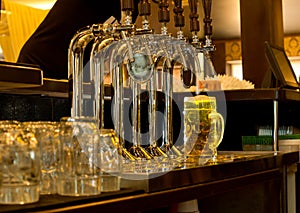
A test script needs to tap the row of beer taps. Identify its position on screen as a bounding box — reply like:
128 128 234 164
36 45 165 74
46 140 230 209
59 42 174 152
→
68 0 216 161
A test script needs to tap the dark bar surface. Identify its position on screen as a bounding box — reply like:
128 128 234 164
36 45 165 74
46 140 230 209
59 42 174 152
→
0 151 297 213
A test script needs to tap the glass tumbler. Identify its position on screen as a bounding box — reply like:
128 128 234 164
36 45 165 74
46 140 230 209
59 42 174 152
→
0 121 40 204
57 117 101 196
99 129 121 192
22 121 59 195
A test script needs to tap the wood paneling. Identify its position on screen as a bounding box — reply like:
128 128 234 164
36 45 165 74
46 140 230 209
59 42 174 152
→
240 0 284 88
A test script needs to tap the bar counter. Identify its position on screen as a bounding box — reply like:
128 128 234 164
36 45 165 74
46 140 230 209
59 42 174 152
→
0 151 298 213
1 73 300 212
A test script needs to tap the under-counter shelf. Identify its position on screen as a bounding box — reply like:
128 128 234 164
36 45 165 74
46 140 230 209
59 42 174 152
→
0 78 69 98
0 61 43 89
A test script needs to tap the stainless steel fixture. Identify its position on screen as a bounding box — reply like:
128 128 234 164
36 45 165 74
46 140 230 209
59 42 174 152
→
68 0 218 166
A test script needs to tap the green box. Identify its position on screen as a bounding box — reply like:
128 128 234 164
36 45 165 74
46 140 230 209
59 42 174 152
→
242 136 273 145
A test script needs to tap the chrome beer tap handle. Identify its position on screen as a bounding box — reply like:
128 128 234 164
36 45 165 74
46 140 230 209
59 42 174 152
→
188 0 201 45
173 0 185 40
121 0 135 26
138 0 151 31
202 0 214 51
156 0 170 35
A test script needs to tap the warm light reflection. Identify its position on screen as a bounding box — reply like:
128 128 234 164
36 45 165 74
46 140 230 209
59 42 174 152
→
0 0 55 61
290 56 300 82
226 60 243 80
226 57 300 82
9 0 56 10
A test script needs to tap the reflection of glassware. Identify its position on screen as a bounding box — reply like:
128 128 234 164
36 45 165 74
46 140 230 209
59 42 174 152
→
22 121 59 195
57 117 101 196
183 95 224 165
0 120 19 126
0 122 40 204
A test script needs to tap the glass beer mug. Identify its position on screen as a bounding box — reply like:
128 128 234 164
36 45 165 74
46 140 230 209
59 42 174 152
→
183 95 224 165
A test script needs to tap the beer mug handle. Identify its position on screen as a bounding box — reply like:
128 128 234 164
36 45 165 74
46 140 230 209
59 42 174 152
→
208 112 225 161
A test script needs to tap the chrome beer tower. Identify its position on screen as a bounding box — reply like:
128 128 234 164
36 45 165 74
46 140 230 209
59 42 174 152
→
68 0 214 160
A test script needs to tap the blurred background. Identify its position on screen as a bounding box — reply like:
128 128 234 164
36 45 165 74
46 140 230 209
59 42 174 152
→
0 0 300 81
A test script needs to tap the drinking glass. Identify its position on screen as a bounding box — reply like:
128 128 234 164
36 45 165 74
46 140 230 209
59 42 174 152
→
0 121 40 204
22 121 59 195
183 95 224 165
99 129 121 192
57 117 101 196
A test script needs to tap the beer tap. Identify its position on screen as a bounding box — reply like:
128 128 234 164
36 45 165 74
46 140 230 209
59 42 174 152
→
89 24 116 129
138 0 152 31
201 0 216 78
68 25 96 118
119 0 154 159
187 0 217 90
84 1 139 160
157 0 170 35
202 0 215 52
188 0 200 45
152 0 181 157
172 0 194 89
114 0 134 143
173 0 185 40
69 16 119 119
121 0 135 26
134 1 167 157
